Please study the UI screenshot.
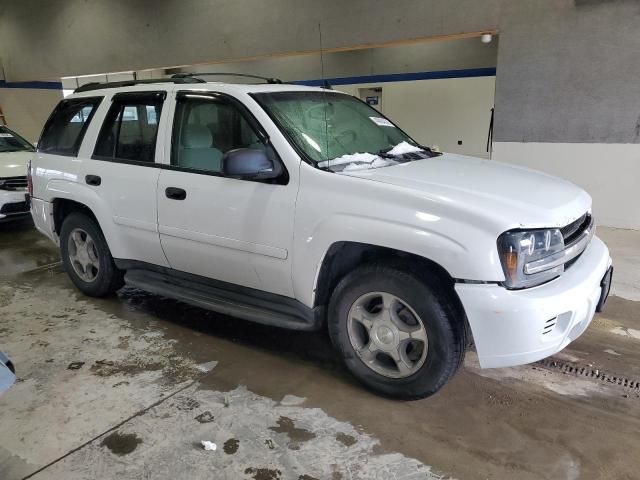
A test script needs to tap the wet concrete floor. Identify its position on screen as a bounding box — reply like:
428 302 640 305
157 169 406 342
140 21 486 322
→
1 221 639 479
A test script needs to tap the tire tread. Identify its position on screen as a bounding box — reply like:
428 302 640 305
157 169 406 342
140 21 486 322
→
328 262 466 400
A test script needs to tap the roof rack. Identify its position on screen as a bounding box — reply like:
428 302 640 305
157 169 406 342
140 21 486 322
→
74 77 206 93
171 72 283 84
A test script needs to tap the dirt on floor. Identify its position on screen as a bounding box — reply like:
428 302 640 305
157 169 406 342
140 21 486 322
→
1 224 639 479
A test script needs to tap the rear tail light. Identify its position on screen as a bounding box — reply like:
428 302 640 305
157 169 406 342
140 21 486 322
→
27 159 33 197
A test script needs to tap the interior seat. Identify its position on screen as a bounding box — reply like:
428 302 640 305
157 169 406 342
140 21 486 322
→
179 124 223 171
207 121 234 153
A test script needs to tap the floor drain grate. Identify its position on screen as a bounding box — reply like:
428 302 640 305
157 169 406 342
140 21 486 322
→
536 358 640 391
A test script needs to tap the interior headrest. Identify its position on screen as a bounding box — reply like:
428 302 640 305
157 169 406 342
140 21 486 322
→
182 124 212 149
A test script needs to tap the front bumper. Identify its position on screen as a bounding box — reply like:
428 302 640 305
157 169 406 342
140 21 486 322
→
456 236 611 368
0 189 30 222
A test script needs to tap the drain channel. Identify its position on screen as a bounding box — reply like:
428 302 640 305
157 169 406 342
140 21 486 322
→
536 358 640 391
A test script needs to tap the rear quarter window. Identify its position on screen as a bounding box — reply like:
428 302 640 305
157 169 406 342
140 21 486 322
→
38 97 103 156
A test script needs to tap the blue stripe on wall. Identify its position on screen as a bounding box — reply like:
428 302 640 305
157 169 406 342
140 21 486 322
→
292 67 496 87
0 68 495 90
0 80 63 90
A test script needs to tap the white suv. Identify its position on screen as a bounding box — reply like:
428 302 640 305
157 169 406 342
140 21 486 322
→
29 75 613 399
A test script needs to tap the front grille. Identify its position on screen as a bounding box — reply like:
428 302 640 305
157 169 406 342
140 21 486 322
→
564 256 580 270
0 201 29 215
0 176 28 191
558 212 593 271
560 213 591 245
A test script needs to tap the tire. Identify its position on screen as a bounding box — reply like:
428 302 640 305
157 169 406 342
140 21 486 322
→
328 263 465 400
59 212 124 297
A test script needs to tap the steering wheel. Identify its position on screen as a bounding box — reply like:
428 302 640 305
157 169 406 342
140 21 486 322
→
335 129 358 145
307 103 331 120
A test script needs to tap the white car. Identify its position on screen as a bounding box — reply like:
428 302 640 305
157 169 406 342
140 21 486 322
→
0 125 33 222
29 75 613 399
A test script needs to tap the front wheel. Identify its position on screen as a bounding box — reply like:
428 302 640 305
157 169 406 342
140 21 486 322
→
328 264 465 399
60 212 123 297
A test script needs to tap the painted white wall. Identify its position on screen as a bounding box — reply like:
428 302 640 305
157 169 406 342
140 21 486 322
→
338 76 495 158
0 88 62 142
493 142 640 230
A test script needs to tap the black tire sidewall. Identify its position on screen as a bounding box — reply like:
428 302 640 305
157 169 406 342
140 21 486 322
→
60 213 121 297
328 265 462 399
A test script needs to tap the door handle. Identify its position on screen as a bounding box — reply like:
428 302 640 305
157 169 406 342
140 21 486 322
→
165 187 187 200
85 175 101 186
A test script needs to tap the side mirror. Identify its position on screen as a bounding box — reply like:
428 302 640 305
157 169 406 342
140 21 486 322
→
222 148 276 179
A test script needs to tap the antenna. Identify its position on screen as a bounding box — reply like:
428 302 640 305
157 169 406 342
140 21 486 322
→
318 22 330 165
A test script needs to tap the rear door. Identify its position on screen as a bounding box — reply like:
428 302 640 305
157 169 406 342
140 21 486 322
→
156 91 297 296
76 90 169 266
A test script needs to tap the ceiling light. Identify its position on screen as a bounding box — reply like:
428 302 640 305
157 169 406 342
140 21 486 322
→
481 34 493 44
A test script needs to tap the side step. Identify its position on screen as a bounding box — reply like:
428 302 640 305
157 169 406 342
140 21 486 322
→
123 268 322 331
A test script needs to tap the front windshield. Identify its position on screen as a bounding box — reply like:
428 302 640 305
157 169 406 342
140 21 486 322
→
0 126 35 153
253 91 435 172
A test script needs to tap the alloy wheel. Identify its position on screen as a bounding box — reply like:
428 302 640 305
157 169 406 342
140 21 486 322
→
347 291 428 379
67 228 100 282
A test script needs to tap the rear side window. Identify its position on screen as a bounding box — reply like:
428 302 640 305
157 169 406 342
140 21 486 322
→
38 97 102 156
93 91 165 164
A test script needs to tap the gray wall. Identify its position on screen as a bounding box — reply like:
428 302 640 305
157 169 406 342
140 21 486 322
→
494 0 640 143
0 0 639 145
172 37 498 82
0 0 499 80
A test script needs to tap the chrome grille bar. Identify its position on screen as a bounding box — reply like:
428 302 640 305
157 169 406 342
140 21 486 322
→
0 176 28 191
524 215 595 275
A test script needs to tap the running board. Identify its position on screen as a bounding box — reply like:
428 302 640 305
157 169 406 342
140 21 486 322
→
123 267 322 331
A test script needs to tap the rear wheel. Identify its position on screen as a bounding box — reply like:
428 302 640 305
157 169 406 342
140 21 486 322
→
328 264 465 399
60 212 123 297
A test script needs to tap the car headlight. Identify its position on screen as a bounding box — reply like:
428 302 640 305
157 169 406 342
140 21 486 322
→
497 228 564 289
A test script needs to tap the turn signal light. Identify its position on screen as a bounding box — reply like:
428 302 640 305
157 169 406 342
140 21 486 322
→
502 250 518 282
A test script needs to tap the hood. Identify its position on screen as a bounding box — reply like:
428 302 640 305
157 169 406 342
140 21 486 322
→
0 151 32 178
343 153 591 230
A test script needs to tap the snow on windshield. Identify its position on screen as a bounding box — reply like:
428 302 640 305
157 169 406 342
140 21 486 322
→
387 141 423 156
317 142 426 173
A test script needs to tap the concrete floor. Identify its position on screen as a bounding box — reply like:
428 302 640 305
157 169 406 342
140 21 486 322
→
1 218 639 480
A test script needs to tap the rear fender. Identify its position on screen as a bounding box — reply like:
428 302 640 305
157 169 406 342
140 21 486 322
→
46 179 126 257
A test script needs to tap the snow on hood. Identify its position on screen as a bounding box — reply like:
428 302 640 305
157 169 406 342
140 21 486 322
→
317 152 378 168
317 152 397 172
343 157 395 171
386 141 423 156
317 142 427 173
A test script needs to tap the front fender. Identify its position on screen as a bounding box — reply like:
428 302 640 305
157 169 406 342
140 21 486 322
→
293 212 495 307
293 165 506 307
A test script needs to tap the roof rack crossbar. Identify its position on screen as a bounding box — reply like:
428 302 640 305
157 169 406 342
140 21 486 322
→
171 72 283 84
74 77 206 93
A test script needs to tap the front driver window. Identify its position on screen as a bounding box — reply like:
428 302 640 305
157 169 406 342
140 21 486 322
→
172 94 266 173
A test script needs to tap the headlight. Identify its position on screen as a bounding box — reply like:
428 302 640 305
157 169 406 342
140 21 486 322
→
497 228 564 289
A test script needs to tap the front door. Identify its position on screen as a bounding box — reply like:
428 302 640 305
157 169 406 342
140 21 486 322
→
157 91 297 296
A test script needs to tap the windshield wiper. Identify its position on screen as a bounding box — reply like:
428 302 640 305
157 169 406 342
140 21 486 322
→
375 145 441 160
374 147 403 158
